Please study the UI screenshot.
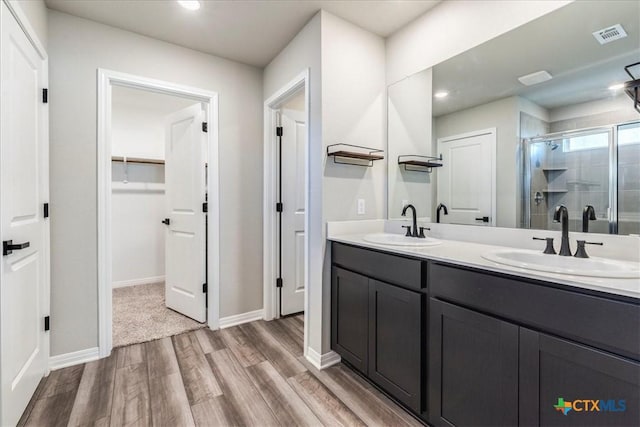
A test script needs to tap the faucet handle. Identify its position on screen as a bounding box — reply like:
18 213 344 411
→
574 240 603 259
401 225 412 237
418 227 430 238
533 237 556 254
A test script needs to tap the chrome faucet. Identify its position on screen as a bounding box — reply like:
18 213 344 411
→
553 205 572 256
582 205 596 232
436 203 448 223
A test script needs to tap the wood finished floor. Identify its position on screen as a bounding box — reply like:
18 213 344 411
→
19 315 423 427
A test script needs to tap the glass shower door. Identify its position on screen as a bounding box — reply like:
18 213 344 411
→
526 128 612 234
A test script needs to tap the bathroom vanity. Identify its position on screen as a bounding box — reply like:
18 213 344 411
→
329 236 640 426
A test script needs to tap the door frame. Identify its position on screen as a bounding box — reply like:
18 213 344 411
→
263 70 310 343
436 127 497 227
97 69 220 358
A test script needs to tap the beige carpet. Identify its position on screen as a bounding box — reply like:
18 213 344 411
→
112 282 205 348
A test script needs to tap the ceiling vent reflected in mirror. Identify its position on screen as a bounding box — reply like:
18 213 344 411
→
518 70 553 86
592 24 627 45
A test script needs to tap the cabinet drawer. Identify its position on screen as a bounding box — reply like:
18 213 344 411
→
430 262 640 360
332 242 424 290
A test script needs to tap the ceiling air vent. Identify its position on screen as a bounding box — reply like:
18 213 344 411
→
592 24 627 45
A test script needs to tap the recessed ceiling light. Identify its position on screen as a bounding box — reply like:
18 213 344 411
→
434 91 449 99
178 1 200 11
518 70 553 86
609 83 625 90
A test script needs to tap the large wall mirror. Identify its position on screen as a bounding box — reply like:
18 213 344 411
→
387 0 640 235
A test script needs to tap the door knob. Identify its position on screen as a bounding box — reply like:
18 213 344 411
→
475 216 490 223
161 218 170 225
3 240 30 256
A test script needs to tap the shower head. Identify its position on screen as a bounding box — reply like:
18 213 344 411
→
546 141 559 151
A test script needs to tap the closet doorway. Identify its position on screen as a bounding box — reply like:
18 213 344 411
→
98 70 220 357
111 87 204 347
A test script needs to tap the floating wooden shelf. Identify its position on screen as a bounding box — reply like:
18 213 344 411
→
327 144 384 167
398 155 443 172
112 156 164 165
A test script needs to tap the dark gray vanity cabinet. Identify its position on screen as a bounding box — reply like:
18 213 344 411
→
428 299 519 427
331 267 369 372
368 279 422 412
519 329 640 427
331 243 425 414
428 262 640 427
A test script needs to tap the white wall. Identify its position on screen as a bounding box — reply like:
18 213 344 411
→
387 68 433 219
385 0 572 85
263 10 387 356
319 12 387 353
263 12 324 354
48 10 263 356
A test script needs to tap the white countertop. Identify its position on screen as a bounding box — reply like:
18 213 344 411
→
328 233 640 300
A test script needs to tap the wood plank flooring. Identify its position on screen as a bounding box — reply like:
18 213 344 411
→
18 315 423 427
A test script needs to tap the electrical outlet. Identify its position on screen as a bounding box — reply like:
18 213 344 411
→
357 199 366 215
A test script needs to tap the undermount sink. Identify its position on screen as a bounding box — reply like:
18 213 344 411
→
482 249 640 279
363 233 442 247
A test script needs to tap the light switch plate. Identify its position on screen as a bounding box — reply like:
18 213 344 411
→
357 199 366 215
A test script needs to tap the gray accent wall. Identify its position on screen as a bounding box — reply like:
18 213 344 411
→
48 10 264 356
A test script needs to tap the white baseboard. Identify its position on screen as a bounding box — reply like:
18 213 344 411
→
219 309 264 329
49 347 100 370
112 275 165 288
306 347 341 370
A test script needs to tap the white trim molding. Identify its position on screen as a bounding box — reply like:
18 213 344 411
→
49 347 100 371
97 69 221 358
219 309 264 329
305 348 341 370
112 275 166 289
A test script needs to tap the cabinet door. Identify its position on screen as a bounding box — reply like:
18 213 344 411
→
428 299 519 427
520 328 640 427
368 279 422 412
331 267 369 373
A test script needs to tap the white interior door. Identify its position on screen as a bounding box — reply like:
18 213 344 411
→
280 108 306 316
437 129 496 226
164 104 206 322
0 3 48 425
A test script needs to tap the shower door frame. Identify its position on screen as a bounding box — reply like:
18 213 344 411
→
522 121 638 234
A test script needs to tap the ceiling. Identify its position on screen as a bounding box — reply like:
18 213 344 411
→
45 0 440 67
112 85 197 114
432 0 640 117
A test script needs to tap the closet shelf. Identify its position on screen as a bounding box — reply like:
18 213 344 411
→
398 155 443 173
327 144 384 167
112 156 164 165
542 167 568 172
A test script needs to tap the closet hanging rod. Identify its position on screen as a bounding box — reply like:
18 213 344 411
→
111 156 164 165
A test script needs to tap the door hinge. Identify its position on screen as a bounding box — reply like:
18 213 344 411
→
202 122 208 133
202 202 208 213
44 316 50 331
276 126 283 136
276 278 283 288
42 88 48 104
276 202 283 212
202 283 208 293
43 203 49 218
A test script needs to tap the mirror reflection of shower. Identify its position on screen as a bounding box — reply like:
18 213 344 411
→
525 121 639 235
